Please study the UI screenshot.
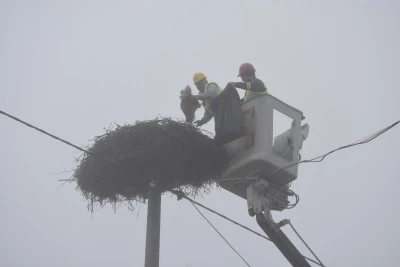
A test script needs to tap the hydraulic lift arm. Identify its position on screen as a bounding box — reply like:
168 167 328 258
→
256 215 311 267
247 180 311 267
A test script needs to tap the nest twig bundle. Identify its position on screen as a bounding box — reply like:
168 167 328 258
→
73 118 228 207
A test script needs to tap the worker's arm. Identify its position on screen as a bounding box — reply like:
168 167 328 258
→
202 110 214 124
196 109 213 126
234 79 267 93
193 84 219 101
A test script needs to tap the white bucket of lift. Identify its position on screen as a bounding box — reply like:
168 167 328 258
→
219 94 309 200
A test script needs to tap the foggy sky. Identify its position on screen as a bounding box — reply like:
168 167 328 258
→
1 1 399 266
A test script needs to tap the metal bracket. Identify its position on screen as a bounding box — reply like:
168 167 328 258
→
246 179 290 229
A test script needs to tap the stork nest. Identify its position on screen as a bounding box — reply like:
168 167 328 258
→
73 118 228 208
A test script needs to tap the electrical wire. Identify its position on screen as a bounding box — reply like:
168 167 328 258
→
189 201 253 267
170 190 271 241
273 120 400 173
285 188 300 209
288 222 326 267
0 109 94 156
171 190 323 266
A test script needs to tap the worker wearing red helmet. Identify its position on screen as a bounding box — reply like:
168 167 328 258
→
230 63 268 103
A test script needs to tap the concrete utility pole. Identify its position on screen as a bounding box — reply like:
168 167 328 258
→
144 182 161 267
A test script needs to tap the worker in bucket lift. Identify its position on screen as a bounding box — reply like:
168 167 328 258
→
191 72 223 127
229 63 268 103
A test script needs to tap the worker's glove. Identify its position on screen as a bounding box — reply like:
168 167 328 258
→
194 119 205 127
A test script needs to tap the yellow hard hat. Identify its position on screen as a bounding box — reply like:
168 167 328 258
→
193 72 207 84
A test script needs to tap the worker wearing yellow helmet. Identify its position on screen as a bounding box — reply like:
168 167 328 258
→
192 72 223 127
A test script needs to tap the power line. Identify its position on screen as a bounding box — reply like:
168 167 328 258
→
288 222 326 267
171 190 323 266
171 190 271 241
274 120 400 173
0 109 94 156
189 201 253 267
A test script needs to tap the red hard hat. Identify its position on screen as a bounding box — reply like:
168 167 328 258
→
238 63 255 77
